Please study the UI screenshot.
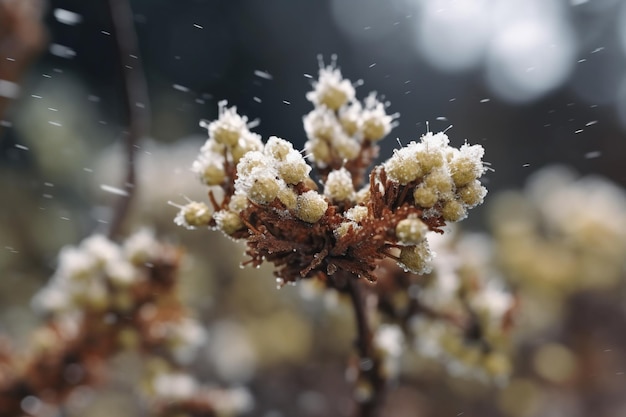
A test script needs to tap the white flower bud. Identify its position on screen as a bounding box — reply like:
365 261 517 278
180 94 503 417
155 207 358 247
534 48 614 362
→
395 218 428 245
324 168 355 202
384 147 423 185
231 131 263 163
306 65 355 110
174 201 212 229
345 205 369 223
247 175 281 205
413 186 438 208
397 242 433 275
207 101 249 147
450 144 485 187
278 153 311 185
442 199 467 222
192 155 226 185
295 190 328 223
361 93 394 142
213 210 244 235
265 136 294 161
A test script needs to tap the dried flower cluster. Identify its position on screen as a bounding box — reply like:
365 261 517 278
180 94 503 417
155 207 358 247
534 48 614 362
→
172 60 497 416
378 231 515 382
174 62 489 287
0 230 252 417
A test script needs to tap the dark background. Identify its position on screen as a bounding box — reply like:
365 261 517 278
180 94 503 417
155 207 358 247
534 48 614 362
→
5 0 625 196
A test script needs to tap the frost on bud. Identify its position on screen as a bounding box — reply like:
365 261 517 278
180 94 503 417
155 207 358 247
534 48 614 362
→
295 190 328 223
458 180 487 207
450 144 485 187
213 210 244 235
304 138 331 168
192 155 226 186
334 134 360 161
174 201 212 229
339 101 362 136
395 218 428 245
416 148 445 174
345 205 369 223
230 131 264 163
303 107 341 142
397 242 433 275
384 147 423 185
324 168 355 202
425 169 453 195
306 65 355 110
247 175 281 205
277 154 311 185
361 93 395 142
413 186 438 208
334 221 360 239
265 136 294 161
207 100 250 147
278 187 297 210
442 199 467 222
236 151 271 177
228 193 249 213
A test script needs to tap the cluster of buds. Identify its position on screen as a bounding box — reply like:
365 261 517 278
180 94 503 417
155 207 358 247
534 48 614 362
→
174 61 489 288
491 166 626 293
490 165 626 331
366 229 516 384
303 58 397 183
410 232 515 381
0 231 251 417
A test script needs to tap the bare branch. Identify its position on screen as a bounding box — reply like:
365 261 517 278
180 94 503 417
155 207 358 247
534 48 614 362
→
106 0 151 239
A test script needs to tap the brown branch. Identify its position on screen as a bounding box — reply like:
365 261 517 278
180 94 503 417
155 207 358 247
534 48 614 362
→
345 275 385 417
106 0 151 239
0 0 46 139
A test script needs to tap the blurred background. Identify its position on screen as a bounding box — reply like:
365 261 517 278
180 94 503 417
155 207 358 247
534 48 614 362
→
1 0 626 416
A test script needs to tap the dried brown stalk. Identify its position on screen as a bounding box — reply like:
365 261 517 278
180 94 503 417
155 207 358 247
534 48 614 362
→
0 0 46 138
106 0 151 239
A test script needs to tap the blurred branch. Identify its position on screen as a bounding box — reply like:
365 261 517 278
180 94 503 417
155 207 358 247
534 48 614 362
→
0 0 47 138
106 0 151 239
345 276 385 417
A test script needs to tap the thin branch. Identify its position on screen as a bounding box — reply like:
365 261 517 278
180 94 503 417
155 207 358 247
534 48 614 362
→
345 276 386 417
0 0 46 139
106 0 151 239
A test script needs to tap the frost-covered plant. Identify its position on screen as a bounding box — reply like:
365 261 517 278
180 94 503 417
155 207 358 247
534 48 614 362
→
0 230 251 417
175 63 488 285
173 59 497 415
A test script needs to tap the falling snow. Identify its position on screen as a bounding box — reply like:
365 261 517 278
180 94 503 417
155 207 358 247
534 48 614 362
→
49 44 76 59
584 151 602 159
100 184 129 196
53 9 82 26
254 70 273 80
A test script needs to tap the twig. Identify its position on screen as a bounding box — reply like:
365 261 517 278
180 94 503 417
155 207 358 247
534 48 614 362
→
106 0 151 239
345 276 386 417
0 0 46 139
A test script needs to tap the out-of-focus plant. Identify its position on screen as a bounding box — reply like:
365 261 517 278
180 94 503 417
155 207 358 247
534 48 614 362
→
487 166 626 417
0 231 252 417
490 165 626 331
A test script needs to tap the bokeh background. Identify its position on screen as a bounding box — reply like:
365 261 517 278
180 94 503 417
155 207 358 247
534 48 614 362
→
2 0 626 416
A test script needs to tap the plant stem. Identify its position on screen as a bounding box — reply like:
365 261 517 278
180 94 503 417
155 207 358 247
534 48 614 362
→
0 0 46 140
106 0 150 239
345 276 385 417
